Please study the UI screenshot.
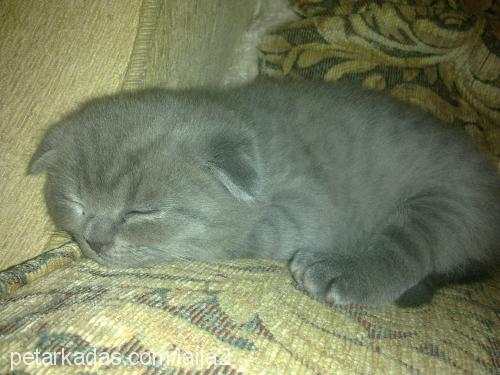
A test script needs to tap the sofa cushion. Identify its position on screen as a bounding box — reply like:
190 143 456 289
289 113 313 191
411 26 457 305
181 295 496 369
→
1 243 499 373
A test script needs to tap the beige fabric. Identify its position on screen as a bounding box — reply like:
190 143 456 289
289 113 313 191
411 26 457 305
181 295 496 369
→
123 0 261 90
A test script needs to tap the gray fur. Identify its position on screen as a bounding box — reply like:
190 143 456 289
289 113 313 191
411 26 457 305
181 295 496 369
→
29 78 500 305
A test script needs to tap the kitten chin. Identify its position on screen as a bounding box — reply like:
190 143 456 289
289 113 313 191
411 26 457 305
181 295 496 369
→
29 78 500 306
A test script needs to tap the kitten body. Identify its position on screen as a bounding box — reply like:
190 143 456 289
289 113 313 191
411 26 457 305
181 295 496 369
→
30 79 500 305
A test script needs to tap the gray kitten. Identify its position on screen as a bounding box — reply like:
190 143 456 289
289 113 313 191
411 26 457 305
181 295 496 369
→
29 78 500 306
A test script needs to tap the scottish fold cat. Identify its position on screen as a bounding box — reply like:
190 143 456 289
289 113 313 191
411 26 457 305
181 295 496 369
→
29 78 499 306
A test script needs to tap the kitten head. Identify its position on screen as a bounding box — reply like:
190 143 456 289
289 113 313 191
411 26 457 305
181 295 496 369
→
29 90 261 267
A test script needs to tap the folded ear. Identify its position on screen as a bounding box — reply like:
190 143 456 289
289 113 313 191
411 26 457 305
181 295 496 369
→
207 132 261 202
28 127 60 175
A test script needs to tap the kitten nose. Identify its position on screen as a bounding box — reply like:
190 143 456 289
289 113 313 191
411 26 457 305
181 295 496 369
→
87 240 111 254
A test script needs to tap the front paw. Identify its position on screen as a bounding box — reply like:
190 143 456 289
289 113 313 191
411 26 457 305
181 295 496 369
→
289 249 389 304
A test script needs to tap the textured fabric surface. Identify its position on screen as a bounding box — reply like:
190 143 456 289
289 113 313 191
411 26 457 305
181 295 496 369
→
0 0 142 270
122 0 260 90
1 0 499 374
260 0 500 170
1 243 499 374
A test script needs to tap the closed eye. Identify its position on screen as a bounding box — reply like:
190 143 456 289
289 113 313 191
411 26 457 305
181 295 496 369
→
127 209 160 215
123 209 163 222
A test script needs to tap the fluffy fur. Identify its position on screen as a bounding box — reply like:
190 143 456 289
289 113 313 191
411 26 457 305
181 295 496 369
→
30 78 500 305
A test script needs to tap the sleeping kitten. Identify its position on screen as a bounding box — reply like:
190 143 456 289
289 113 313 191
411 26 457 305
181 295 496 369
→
29 78 500 306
